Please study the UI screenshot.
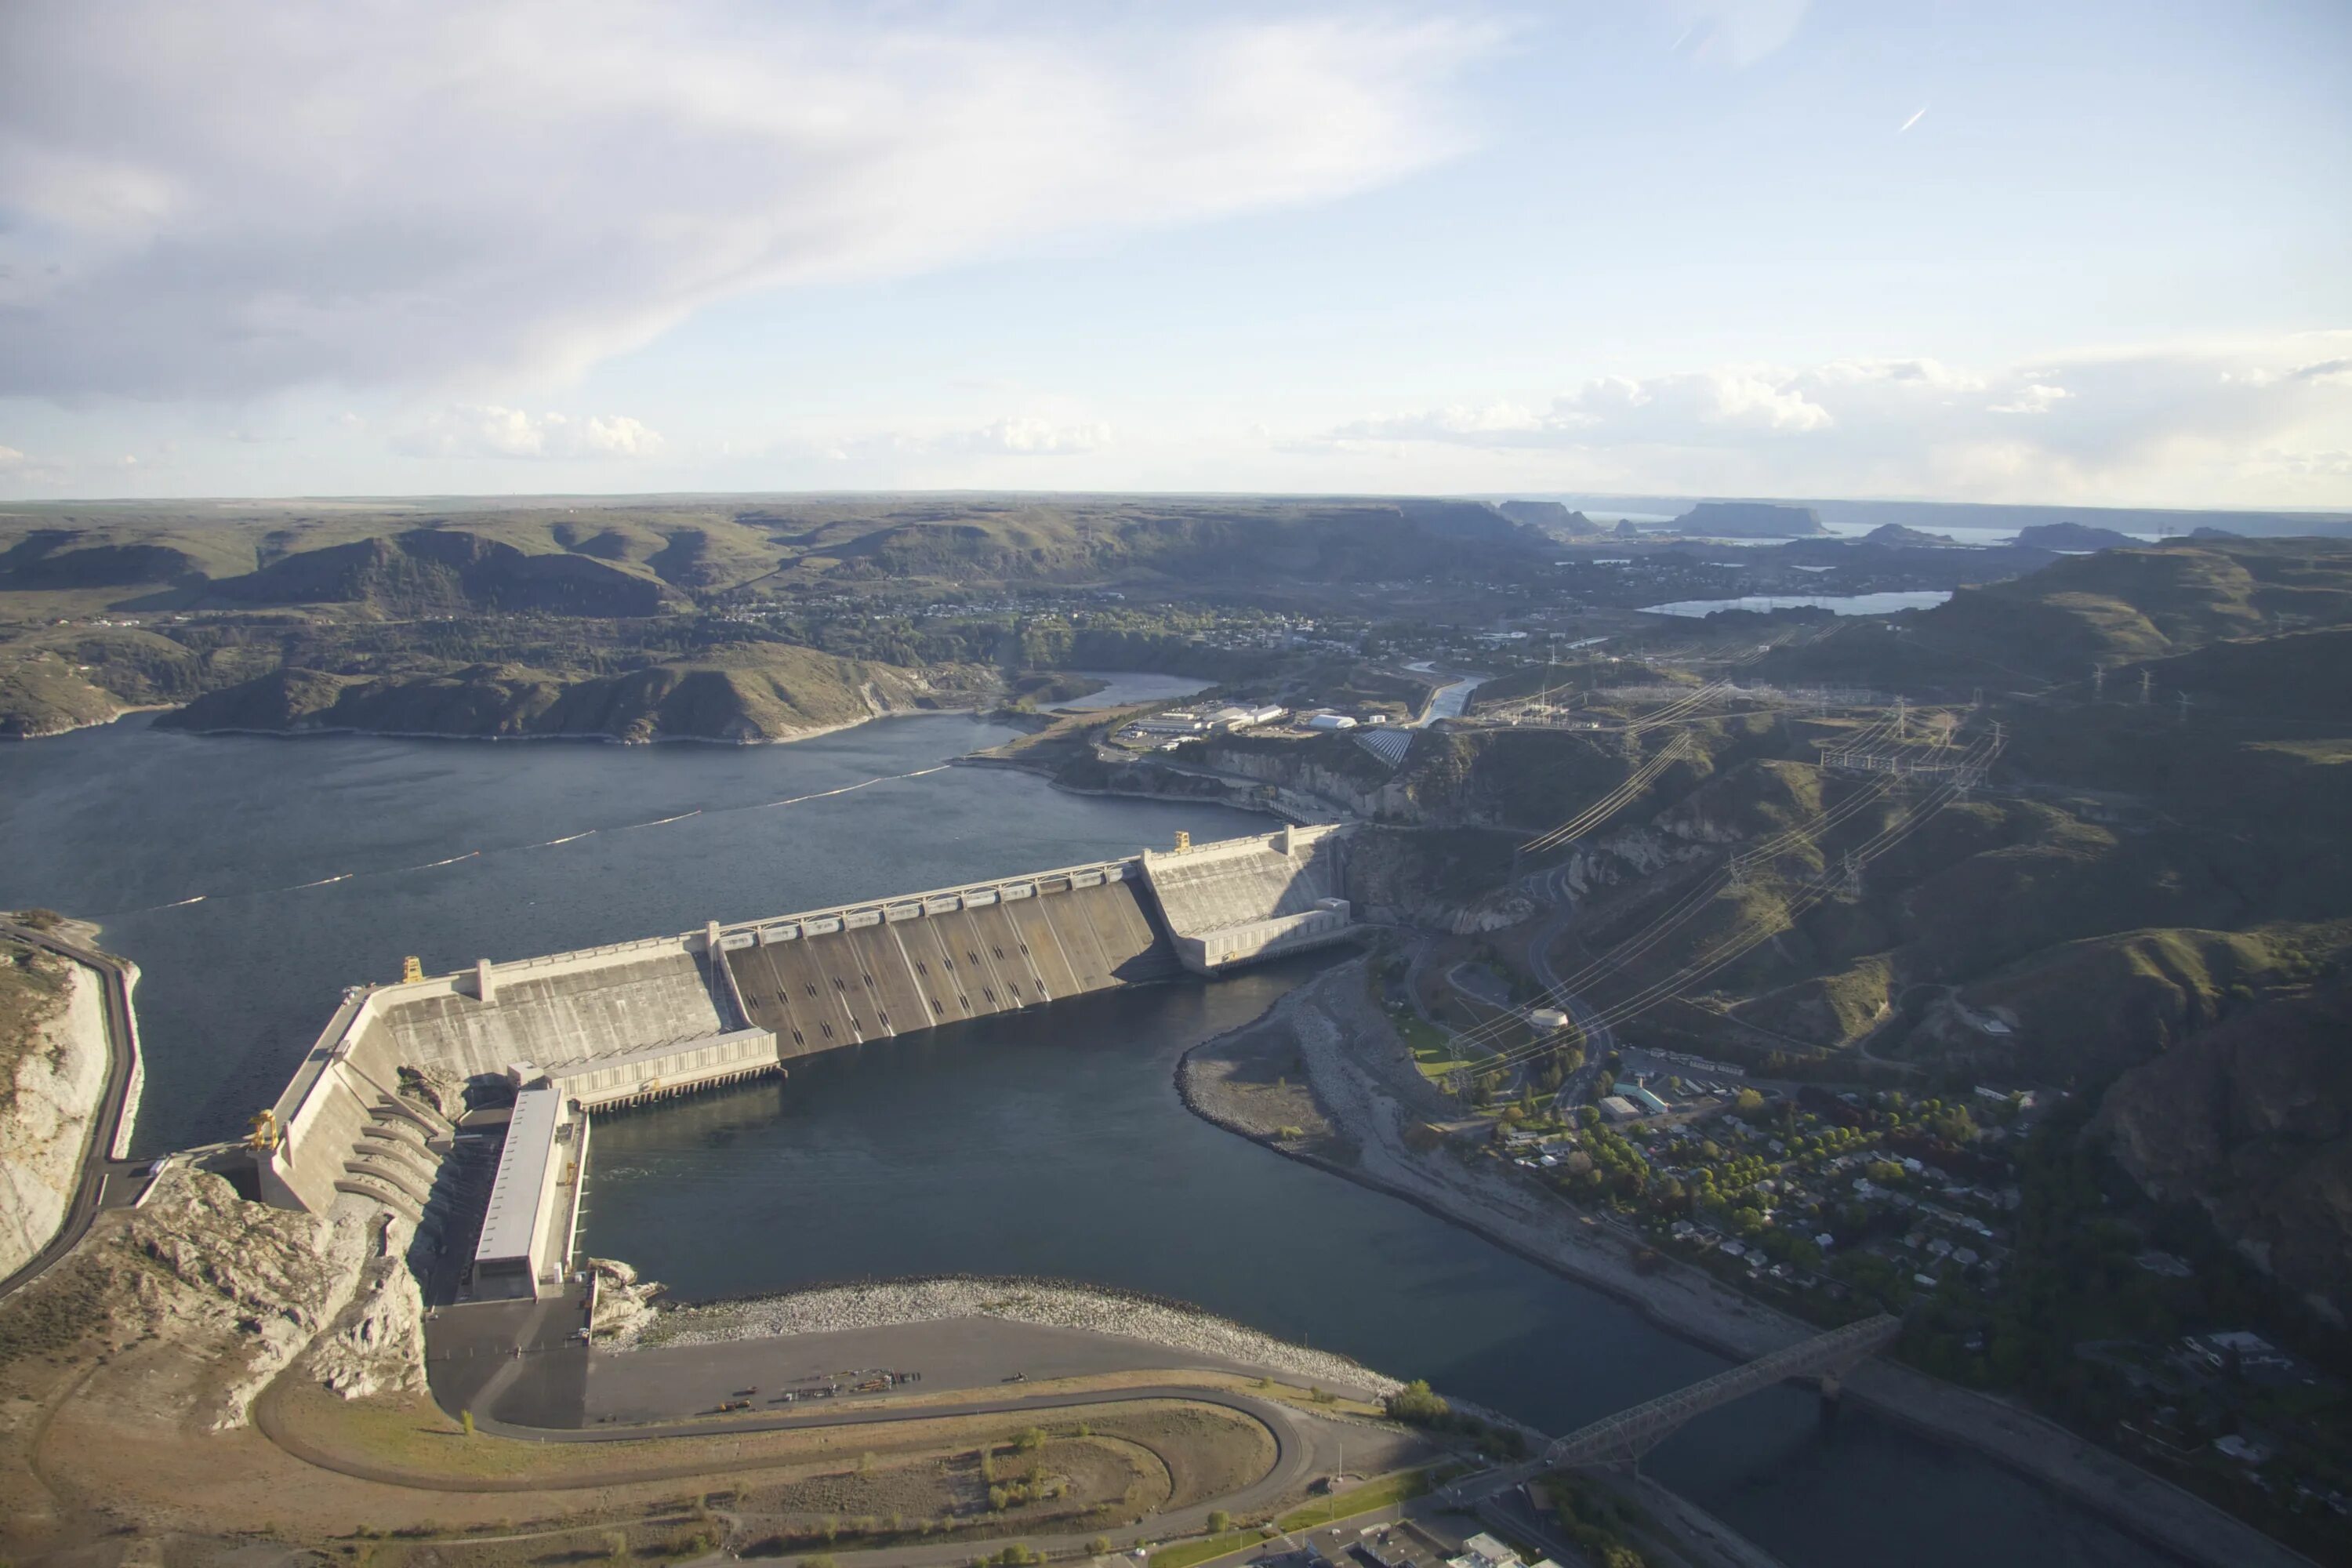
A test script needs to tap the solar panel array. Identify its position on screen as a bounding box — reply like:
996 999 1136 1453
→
1354 728 1413 769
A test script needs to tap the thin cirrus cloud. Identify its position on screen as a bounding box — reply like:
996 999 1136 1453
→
1310 336 2352 503
0 1 1492 401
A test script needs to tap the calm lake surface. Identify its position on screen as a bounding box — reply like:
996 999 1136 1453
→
0 714 2161 1568
1055 671 1214 710
1642 590 1955 617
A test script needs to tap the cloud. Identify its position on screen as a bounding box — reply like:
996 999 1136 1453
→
1665 0 1811 69
0 444 26 471
811 415 1113 463
949 417 1112 456
391 405 665 460
1989 383 2071 416
1307 332 2352 506
1330 367 1831 446
0 2 1493 400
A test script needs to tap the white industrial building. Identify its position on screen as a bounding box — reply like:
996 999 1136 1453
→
470 1082 582 1300
1302 711 1357 731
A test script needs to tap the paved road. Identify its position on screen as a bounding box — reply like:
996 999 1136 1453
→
0 919 152 1301
263 1355 1355 1568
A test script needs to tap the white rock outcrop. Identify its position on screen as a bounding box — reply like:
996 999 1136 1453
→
586 1255 664 1338
0 954 111 1279
309 1202 429 1400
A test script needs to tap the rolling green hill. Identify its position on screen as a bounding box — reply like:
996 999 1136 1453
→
1757 537 2352 694
157 642 998 744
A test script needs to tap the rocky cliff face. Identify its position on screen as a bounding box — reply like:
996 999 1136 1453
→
1202 741 1417 821
2096 985 2352 1325
1342 827 1537 933
307 1204 428 1401
0 1165 426 1431
0 945 110 1280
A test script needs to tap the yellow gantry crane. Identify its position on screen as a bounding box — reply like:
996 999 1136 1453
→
245 1108 280 1153
401 955 424 983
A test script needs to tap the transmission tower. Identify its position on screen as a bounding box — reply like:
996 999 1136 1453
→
2140 669 2153 706
2092 666 2104 700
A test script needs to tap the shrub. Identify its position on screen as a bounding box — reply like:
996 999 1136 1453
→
1384 1380 1450 1425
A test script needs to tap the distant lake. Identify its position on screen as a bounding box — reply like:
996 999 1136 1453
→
1815 521 2162 547
1056 671 1214 710
1642 591 1954 617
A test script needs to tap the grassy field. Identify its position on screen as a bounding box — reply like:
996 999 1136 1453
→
1276 1467 1432 1531
1388 1006 1494 1083
1149 1526 1266 1568
1149 1468 1436 1568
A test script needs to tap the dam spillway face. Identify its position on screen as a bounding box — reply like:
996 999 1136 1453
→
1140 822 1352 973
252 826 1359 1298
723 866 1176 1058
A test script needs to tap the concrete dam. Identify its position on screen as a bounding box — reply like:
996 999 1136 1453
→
254 825 1353 1299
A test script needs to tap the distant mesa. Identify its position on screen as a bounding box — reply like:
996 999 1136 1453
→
1862 523 1959 547
1496 500 1606 538
2015 521 2142 553
1670 500 1829 538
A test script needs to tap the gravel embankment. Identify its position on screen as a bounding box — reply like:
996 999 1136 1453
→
619 1275 1401 1398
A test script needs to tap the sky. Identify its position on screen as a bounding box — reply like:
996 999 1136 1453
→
1 0 2347 508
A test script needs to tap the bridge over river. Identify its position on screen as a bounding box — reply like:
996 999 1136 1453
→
1450 1315 1904 1496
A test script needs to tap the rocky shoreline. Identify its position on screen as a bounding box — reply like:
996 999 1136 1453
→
615 1274 1400 1398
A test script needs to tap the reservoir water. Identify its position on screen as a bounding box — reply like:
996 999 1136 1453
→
0 714 2161 1568
1055 671 1214 710
1642 591 1955 617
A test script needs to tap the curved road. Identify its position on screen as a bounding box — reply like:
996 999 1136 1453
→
0 919 149 1301
255 1368 1348 1563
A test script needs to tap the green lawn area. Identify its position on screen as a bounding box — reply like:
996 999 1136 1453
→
1277 1468 1432 1531
1149 1529 1264 1568
1149 1472 1437 1568
1392 1007 1489 1080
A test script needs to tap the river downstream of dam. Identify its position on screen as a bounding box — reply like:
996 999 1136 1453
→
0 713 2161 1568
